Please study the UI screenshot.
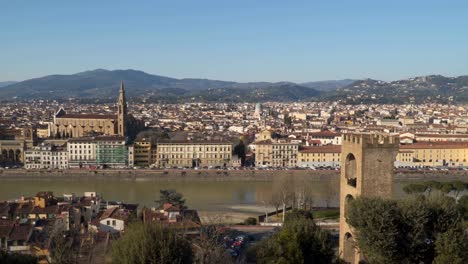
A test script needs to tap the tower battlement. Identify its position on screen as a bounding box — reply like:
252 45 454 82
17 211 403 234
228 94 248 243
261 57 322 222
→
342 133 399 148
339 132 399 263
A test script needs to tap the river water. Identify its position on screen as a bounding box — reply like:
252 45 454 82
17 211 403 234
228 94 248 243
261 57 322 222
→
0 176 415 220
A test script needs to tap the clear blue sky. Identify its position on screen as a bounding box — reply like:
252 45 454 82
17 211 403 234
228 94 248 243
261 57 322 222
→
1 0 467 83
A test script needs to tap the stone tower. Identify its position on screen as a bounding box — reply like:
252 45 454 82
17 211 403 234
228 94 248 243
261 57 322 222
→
339 133 399 264
117 81 127 137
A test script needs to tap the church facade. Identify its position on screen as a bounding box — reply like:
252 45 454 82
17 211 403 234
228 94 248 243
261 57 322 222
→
50 82 144 140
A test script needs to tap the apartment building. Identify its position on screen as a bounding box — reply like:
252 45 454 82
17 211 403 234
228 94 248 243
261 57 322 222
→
67 137 97 168
155 141 232 168
24 143 68 169
397 142 468 167
68 136 128 168
95 136 127 168
132 138 155 167
297 145 341 168
255 140 299 167
254 130 299 167
309 131 342 145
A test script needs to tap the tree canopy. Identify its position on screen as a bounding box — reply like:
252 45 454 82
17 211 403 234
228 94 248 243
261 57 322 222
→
155 189 186 209
346 194 468 264
112 222 193 264
256 210 335 264
403 180 468 196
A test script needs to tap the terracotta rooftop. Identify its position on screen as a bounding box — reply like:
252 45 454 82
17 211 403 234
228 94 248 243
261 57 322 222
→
157 140 232 144
415 133 468 138
309 131 341 137
299 145 341 153
401 142 468 149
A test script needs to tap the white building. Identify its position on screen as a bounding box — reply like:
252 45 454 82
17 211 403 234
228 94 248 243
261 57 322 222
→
67 138 97 168
99 207 131 233
309 131 342 145
24 143 68 169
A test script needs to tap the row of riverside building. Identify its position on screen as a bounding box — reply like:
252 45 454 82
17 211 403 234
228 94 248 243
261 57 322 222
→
24 136 234 169
22 130 468 169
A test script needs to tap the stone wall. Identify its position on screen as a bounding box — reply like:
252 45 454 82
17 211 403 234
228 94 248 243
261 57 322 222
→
0 168 467 181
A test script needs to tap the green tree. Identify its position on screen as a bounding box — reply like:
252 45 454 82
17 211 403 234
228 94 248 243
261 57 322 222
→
425 180 442 193
440 182 455 194
284 113 292 127
112 222 193 264
452 181 468 200
155 189 186 209
346 195 464 264
433 225 468 264
346 197 404 264
402 183 427 194
284 209 313 222
256 211 335 264
458 195 468 216
398 194 461 263
233 140 246 166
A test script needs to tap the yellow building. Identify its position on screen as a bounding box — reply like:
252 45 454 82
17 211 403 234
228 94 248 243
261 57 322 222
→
33 191 55 209
36 124 50 139
297 145 341 168
254 139 299 167
254 130 299 167
399 142 468 167
155 141 232 168
133 139 155 167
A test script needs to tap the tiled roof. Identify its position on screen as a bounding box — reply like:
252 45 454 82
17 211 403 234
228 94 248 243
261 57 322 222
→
401 142 468 149
299 145 341 153
8 225 31 241
309 131 341 137
415 133 468 138
58 114 117 120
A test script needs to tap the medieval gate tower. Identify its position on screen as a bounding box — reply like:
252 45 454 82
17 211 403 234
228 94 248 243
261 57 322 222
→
339 134 399 263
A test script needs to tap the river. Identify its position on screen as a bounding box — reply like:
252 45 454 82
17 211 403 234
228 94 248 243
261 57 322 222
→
0 175 425 222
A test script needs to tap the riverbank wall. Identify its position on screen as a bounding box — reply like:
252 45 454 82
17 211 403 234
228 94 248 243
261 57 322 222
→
1 169 468 181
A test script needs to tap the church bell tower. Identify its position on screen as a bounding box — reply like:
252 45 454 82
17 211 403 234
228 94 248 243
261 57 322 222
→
117 81 127 137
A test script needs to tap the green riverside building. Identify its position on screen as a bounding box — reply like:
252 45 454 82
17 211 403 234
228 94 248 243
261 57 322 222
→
95 136 128 168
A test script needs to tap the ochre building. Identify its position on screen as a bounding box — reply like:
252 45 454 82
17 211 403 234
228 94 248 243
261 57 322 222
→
155 141 233 168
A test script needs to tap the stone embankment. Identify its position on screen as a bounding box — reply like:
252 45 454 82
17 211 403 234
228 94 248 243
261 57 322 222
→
0 169 467 181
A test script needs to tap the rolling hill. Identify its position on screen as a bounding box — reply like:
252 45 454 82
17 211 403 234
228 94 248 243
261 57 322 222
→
0 69 324 101
2 69 467 103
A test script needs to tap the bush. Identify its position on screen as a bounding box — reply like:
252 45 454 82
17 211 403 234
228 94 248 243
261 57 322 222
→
244 217 257 225
433 225 468 264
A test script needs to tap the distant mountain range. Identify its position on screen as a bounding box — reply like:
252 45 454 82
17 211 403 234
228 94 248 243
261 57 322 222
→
0 81 17 88
0 69 332 102
0 69 467 103
327 75 468 104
